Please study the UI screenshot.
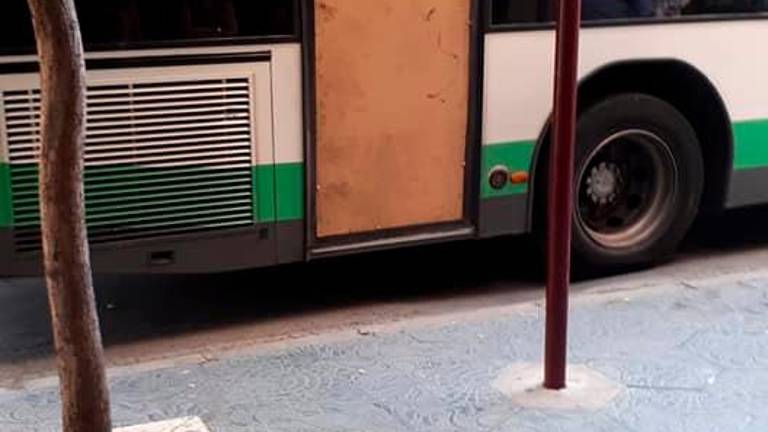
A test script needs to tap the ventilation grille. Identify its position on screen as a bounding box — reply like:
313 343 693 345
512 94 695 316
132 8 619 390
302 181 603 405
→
3 77 257 252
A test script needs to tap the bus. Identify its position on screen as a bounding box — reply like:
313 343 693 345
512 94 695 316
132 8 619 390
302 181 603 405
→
0 0 766 275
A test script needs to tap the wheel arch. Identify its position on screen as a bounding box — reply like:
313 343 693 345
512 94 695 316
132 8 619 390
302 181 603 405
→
526 59 734 232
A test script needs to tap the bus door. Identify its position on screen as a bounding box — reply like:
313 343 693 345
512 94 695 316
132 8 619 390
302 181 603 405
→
312 0 473 246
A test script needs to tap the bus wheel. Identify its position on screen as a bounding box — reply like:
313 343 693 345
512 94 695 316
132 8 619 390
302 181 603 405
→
570 93 703 272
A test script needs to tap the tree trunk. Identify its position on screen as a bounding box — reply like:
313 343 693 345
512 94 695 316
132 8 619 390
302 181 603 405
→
26 0 112 431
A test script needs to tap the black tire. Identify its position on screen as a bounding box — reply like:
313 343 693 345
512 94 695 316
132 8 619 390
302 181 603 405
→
539 93 704 274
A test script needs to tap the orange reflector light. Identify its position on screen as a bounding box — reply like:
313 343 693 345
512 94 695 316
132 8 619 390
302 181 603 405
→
510 171 529 184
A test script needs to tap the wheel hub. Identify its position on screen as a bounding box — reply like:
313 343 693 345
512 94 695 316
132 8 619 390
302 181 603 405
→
576 129 678 250
585 162 621 204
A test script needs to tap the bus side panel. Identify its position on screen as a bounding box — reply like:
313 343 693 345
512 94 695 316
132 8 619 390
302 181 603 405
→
313 0 471 238
0 45 307 275
481 21 768 236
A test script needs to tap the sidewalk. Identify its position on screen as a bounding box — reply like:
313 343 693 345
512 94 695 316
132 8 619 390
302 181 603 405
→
2 267 768 431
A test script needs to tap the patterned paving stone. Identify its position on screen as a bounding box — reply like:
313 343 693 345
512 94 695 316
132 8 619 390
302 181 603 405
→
2 276 768 431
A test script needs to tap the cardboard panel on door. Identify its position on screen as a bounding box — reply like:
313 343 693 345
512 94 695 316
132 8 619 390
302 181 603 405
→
314 0 470 238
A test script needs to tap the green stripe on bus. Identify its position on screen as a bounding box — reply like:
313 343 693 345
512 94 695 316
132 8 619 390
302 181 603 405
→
0 164 13 228
253 162 304 222
481 140 536 199
275 162 304 221
251 163 304 222
4 162 304 228
734 119 768 170
481 119 768 200
252 165 276 222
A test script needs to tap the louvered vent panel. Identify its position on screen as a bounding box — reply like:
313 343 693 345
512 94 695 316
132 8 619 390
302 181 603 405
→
3 78 257 252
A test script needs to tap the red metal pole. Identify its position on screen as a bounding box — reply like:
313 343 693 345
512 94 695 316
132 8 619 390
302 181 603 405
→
544 0 581 390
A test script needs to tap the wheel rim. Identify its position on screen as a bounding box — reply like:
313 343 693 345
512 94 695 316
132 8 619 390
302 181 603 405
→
576 129 678 249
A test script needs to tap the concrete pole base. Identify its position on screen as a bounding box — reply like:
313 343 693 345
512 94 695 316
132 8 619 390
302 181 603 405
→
114 416 210 432
493 363 623 410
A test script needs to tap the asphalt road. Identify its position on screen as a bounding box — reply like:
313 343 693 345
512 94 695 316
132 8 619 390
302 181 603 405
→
3 205 768 391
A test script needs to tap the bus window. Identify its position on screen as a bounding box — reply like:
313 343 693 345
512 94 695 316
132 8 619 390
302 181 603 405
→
582 0 655 20
0 0 297 54
490 0 768 25
681 0 768 14
0 1 35 54
182 0 239 38
491 0 553 24
582 0 655 21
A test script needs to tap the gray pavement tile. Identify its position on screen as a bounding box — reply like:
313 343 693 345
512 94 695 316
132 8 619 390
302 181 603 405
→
3 277 768 431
